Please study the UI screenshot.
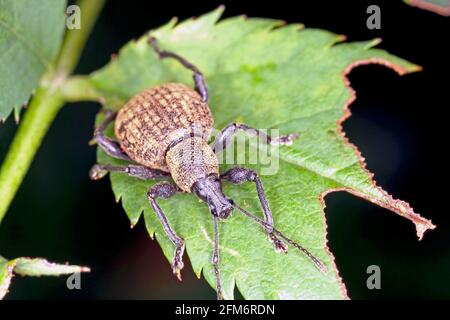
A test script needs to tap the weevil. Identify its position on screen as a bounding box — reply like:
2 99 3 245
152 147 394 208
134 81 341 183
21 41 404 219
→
90 37 326 299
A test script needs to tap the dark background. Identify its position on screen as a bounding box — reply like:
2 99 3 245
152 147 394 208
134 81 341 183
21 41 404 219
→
0 0 448 299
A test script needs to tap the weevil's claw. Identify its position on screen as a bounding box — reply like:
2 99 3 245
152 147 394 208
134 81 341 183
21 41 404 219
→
269 233 288 254
272 133 299 146
171 245 185 281
89 164 108 180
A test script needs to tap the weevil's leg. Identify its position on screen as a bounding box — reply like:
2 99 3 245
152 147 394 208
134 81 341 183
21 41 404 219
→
233 202 327 273
212 215 224 300
89 164 169 180
149 37 208 102
212 123 298 154
93 110 131 161
147 182 185 280
221 167 287 253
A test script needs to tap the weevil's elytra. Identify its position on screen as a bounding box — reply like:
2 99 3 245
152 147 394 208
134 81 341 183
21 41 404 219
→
115 83 214 174
90 37 326 300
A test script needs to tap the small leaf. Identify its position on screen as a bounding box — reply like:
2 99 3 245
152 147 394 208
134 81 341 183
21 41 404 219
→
0 0 67 121
13 257 90 276
0 255 89 299
404 0 450 16
0 256 13 299
88 8 434 299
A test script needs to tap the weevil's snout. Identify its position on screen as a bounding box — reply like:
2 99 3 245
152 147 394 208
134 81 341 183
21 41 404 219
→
212 201 233 219
192 174 233 219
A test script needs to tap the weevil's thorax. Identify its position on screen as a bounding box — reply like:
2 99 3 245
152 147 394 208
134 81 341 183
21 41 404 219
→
165 136 219 192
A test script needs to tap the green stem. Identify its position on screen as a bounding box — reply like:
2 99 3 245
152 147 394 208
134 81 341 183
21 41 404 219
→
56 0 105 75
60 76 103 102
0 88 63 219
0 0 105 223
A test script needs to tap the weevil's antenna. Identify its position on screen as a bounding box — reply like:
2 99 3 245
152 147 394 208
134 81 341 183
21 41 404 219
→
233 203 327 273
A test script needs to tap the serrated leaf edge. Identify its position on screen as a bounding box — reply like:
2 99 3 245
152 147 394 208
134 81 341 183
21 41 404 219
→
404 0 450 16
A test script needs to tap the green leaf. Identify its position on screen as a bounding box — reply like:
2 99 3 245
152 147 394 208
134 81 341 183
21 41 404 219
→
88 8 434 299
404 0 450 16
0 255 89 299
0 0 67 122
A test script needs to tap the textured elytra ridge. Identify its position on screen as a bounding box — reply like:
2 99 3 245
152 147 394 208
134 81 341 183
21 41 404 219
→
115 83 213 172
89 7 435 299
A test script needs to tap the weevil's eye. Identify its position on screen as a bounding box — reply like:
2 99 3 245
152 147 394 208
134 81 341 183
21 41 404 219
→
214 178 222 189
192 186 207 200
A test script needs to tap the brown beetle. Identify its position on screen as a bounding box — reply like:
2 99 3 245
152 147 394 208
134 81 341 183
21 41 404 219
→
90 37 326 299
